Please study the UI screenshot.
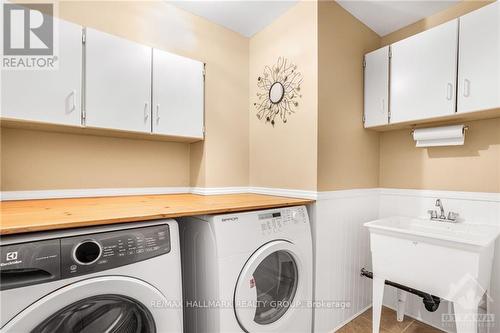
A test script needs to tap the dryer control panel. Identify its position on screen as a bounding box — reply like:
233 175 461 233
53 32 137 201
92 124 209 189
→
258 206 308 235
0 224 170 291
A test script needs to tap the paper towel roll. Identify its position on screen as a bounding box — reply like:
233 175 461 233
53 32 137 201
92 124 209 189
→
413 125 465 147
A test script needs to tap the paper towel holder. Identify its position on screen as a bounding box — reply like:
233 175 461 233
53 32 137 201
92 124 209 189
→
410 125 469 135
411 124 470 148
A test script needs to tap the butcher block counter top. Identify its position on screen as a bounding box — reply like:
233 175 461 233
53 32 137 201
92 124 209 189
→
0 193 314 235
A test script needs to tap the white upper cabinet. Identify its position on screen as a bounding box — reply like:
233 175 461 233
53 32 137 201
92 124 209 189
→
364 46 390 128
85 28 152 133
458 2 500 114
390 20 459 123
152 49 204 138
1 18 82 126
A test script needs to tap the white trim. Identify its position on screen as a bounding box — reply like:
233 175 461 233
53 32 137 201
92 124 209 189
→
1 186 498 202
331 304 372 332
380 188 500 202
248 187 318 200
190 187 249 195
0 187 191 201
0 186 319 201
316 188 380 200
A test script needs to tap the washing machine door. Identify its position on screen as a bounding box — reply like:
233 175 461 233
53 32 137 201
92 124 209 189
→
234 240 303 332
1 276 181 333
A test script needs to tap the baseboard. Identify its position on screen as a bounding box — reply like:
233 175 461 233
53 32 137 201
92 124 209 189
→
380 188 500 202
317 188 380 200
0 186 318 201
190 187 250 195
2 187 498 202
0 187 191 201
248 187 318 199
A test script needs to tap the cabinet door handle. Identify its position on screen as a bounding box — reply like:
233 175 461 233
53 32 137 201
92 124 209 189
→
463 79 471 97
156 104 160 123
144 102 149 121
446 83 453 101
69 90 76 113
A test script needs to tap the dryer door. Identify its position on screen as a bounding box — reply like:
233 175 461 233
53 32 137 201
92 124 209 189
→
234 240 304 332
1 276 181 333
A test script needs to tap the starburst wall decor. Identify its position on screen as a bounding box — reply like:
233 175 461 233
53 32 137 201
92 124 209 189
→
254 57 303 126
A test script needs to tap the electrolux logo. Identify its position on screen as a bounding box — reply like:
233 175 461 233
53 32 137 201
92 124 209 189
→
2 2 59 70
6 251 18 261
1 251 22 267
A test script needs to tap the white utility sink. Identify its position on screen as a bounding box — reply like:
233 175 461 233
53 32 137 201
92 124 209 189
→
365 216 500 333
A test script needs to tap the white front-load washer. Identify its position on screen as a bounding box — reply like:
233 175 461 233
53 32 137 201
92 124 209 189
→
179 205 313 333
0 220 183 333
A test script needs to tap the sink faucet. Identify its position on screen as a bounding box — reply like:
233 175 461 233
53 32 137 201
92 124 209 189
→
435 199 446 219
428 199 459 222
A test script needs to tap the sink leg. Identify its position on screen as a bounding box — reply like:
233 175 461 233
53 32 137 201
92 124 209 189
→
454 301 479 333
396 290 407 322
486 282 492 333
372 275 385 333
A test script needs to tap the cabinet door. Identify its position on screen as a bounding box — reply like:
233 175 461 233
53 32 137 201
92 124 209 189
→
364 46 390 127
152 49 204 139
458 2 500 113
1 18 82 126
85 28 152 133
390 20 458 123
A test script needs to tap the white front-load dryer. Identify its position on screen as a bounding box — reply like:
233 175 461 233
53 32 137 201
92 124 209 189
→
179 205 313 333
0 220 183 333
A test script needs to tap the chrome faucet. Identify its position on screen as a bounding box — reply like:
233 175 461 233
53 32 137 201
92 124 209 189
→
435 199 446 219
427 199 459 222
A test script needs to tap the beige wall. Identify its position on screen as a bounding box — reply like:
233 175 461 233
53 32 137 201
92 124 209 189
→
3 0 499 194
249 1 318 190
317 0 381 191
1 128 190 189
1 1 249 191
380 119 500 192
379 1 500 193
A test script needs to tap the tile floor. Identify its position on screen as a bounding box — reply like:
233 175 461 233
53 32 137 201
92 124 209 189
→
336 306 444 333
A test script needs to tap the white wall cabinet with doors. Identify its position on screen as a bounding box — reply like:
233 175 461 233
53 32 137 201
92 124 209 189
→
364 2 500 129
152 49 204 139
457 1 500 114
1 18 83 127
363 46 390 128
1 18 204 142
84 28 152 134
390 19 458 124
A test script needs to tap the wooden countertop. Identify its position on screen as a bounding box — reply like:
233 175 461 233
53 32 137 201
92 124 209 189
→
0 193 314 235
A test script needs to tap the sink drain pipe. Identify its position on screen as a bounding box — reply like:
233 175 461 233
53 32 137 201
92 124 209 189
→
360 268 441 312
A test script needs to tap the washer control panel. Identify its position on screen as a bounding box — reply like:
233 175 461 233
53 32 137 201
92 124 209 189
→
0 224 170 290
61 224 170 278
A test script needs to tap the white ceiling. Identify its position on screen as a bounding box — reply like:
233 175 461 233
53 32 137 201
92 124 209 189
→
168 0 299 37
168 0 460 38
337 0 460 36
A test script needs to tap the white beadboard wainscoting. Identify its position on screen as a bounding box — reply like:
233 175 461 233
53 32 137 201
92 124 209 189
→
312 188 500 333
378 188 500 333
311 189 379 333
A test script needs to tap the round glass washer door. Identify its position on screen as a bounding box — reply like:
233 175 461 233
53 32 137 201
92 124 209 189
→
2 276 181 333
234 240 303 332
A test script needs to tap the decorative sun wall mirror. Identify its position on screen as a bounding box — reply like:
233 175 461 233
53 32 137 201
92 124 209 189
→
254 57 303 126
